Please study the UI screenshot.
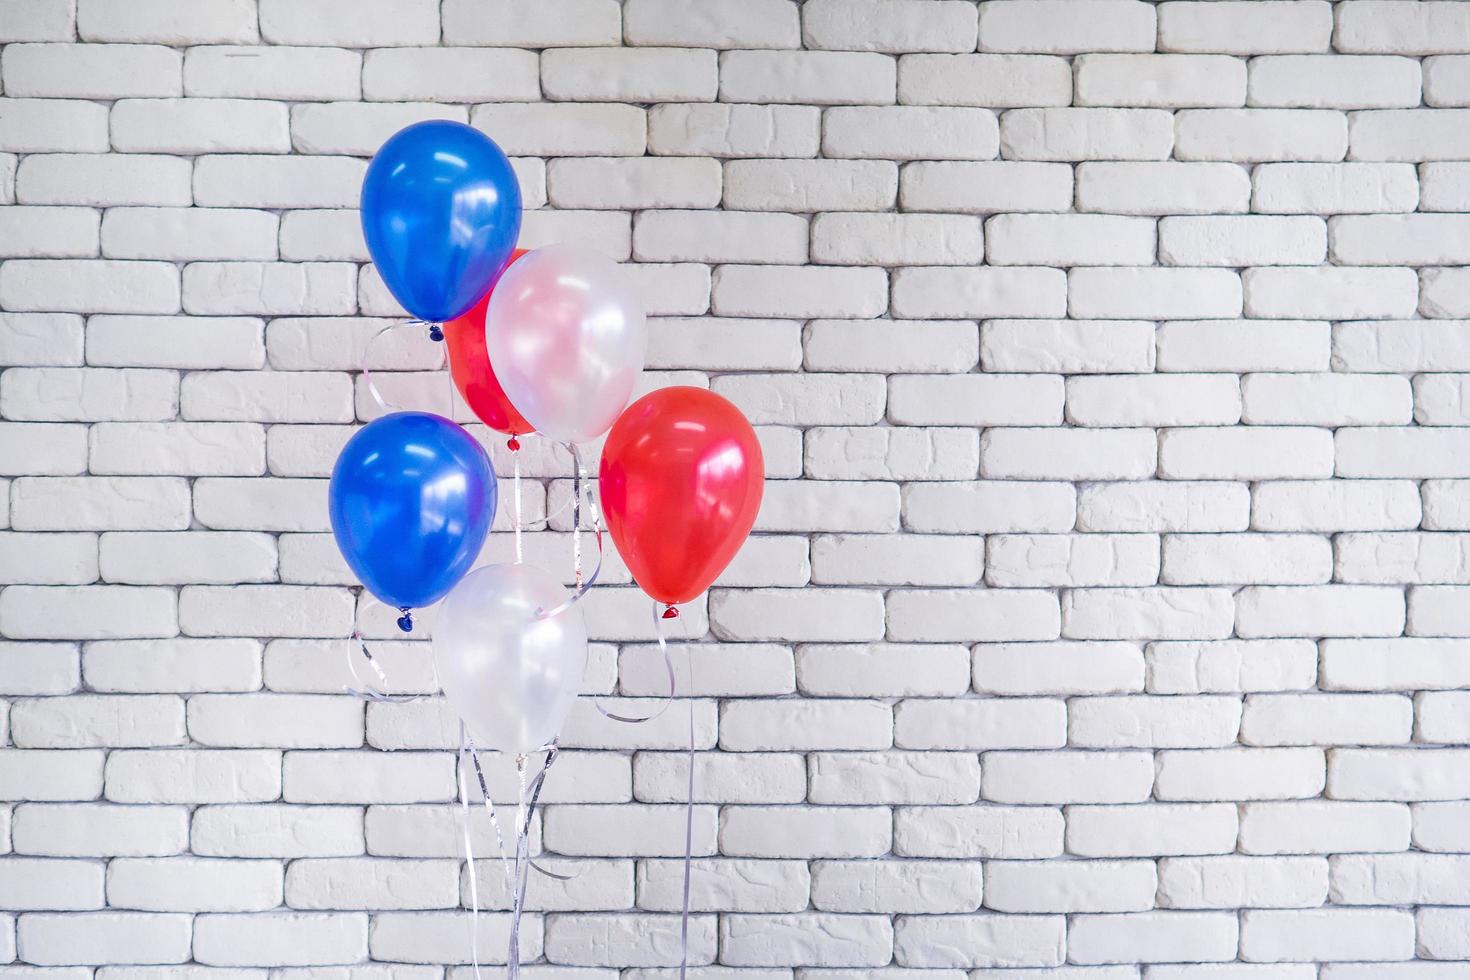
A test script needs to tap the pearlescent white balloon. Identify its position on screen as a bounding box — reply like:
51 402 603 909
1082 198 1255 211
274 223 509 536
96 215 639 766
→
433 562 587 754
485 244 645 445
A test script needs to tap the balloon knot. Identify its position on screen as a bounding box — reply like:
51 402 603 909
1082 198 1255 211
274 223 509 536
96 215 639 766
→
396 609 414 633
427 324 443 342
662 605 679 620
507 436 520 452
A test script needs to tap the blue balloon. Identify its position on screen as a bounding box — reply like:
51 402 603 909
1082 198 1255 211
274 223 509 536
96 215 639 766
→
361 120 522 324
329 412 497 623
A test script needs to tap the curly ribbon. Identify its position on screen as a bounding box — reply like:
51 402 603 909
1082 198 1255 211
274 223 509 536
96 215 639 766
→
360 318 448 417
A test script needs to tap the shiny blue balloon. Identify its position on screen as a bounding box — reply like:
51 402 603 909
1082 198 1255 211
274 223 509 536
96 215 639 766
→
329 412 497 621
361 120 522 324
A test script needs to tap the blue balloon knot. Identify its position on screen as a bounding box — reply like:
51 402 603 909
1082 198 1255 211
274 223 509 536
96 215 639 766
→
396 609 414 633
428 324 443 342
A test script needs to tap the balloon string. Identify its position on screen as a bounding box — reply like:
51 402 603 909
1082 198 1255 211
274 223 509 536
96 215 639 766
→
532 463 604 621
360 319 441 416
512 442 524 565
343 604 425 703
458 727 487 980
571 444 584 588
676 604 695 980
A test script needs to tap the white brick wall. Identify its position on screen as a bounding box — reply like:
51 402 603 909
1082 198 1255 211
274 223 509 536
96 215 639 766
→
1 0 1469 973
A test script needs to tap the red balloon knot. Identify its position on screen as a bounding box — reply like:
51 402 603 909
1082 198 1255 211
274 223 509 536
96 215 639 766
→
507 437 520 452
662 605 680 620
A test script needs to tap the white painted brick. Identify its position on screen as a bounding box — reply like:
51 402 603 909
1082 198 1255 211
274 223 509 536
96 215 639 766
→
194 911 368 967
77 0 256 44
804 0 976 54
9 476 190 531
443 0 620 47
1067 375 1241 427
888 588 1061 643
987 859 1156 914
808 750 980 804
1 585 176 640
1077 54 1246 108
86 315 265 370
85 638 261 694
1163 533 1330 586
986 533 1160 587
1067 803 1239 858
550 158 720 211
10 693 184 748
983 751 1154 805
904 480 1076 534
798 644 969 698
979 0 1155 55
648 103 820 158
1420 268 1470 318
1425 55 1470 107
625 0 797 49
1157 747 1326 801
898 53 1071 108
15 911 193 966
3 42 179 99
0 98 107 153
1424 479 1470 529
824 106 999 160
291 103 465 157
811 533 983 586
185 45 361 100
1001 108 1173 161
1177 108 1348 162
1239 908 1414 963
257 0 436 47
1078 161 1251 215
1352 108 1470 162
895 805 1063 859
810 859 979 914
361 47 535 103
894 697 1066 750
713 265 887 319
805 426 977 481
890 373 1061 426
893 267 1065 319
975 641 1144 696
112 98 288 154
1252 161 1418 214
1236 584 1405 639
0 259 179 314
988 213 1154 266
634 210 806 265
0 530 94 584
1160 215 1326 266
984 426 1156 480
1069 268 1242 320
815 213 982 266
893 912 1064 968
711 589 886 642
1159 855 1327 909
1254 479 1421 533
544 47 716 103
721 806 890 859
903 160 1073 213
1 367 176 422
721 50 894 105
1 312 84 366
1242 372 1411 426
983 319 1154 374
470 103 645 157
1063 587 1236 641
1159 1 1333 55
1 0 76 42
194 155 366 209
1252 55 1421 109
1245 267 1418 320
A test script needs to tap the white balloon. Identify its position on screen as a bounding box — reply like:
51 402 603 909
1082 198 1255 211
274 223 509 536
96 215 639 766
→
433 563 587 754
485 244 645 444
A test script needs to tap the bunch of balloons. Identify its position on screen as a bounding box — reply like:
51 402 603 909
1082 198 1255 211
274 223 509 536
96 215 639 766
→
328 120 766 760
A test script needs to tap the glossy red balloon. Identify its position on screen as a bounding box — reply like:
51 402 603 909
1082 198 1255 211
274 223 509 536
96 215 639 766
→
443 248 531 435
600 387 764 607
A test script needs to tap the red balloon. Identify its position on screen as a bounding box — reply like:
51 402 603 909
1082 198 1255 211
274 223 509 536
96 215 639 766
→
600 387 764 607
443 248 531 435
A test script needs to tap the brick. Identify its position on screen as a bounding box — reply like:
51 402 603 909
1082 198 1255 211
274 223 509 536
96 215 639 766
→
892 267 1066 319
1244 267 1418 320
1159 1 1333 55
898 53 1071 107
804 0 975 53
1252 162 1418 213
721 50 894 105
979 0 1155 54
1352 109 1470 162
2 42 181 98
1177 108 1348 162
824 106 998 160
1078 161 1252 215
1160 215 1325 266
543 47 716 103
1251 55 1421 109
903 160 1073 213
185 44 361 100
1001 108 1174 161
1077 54 1247 108
1069 268 1243 320
648 103 819 158
624 0 798 48
442 0 620 47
